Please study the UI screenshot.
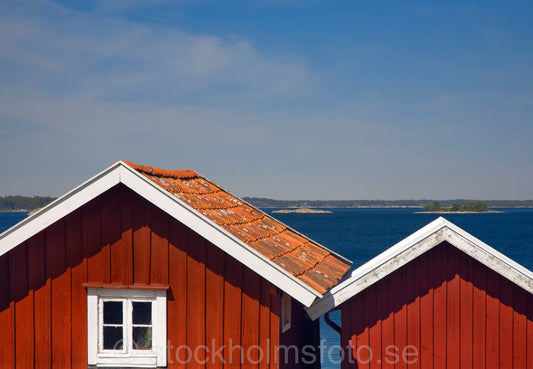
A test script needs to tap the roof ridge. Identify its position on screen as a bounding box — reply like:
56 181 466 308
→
123 161 199 179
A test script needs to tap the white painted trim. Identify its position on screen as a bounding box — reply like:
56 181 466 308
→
0 161 323 307
87 293 99 365
0 162 122 256
281 293 292 333
306 217 533 320
87 288 167 367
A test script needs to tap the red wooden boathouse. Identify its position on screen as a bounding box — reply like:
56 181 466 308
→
0 161 351 369
307 217 533 369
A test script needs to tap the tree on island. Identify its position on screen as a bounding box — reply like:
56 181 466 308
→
0 195 56 211
450 203 461 212
464 201 488 212
422 200 489 213
422 201 442 212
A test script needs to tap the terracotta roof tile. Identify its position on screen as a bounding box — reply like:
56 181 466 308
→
126 161 351 294
253 234 293 258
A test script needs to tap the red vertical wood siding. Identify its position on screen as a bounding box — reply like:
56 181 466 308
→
48 220 71 368
269 292 281 369
206 244 225 369
224 253 243 368
259 280 273 369
167 218 188 368
446 246 460 369
459 253 474 369
12 243 32 369
433 246 446 369
34 231 51 369
512 285 527 369
241 268 260 369
150 203 169 285
66 209 86 369
0 184 288 368
406 262 420 369
133 196 151 285
418 252 433 369
341 242 533 369
380 278 394 369
186 230 206 369
472 254 487 369
0 253 14 368
527 293 533 369
108 186 129 285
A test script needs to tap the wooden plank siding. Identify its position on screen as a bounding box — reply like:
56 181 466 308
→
0 253 14 368
341 242 533 369
0 184 288 368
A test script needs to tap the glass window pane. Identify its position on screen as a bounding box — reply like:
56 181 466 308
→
132 301 152 325
103 301 123 324
133 327 152 350
103 326 123 350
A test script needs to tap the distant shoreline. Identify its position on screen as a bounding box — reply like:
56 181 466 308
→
244 197 533 209
414 210 505 214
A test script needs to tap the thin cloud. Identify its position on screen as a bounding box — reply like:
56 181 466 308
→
0 0 309 106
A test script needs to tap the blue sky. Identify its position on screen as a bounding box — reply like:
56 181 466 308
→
1 0 532 200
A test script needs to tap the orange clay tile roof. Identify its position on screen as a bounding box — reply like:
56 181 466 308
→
124 161 351 294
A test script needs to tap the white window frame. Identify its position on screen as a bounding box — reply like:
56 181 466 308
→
87 288 167 367
281 292 292 333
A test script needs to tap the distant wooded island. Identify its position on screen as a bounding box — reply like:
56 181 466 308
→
0 195 56 211
1 195 532 212
419 201 503 213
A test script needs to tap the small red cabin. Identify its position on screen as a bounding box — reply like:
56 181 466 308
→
308 217 533 369
0 161 351 369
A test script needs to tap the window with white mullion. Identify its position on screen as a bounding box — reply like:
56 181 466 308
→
100 299 126 352
132 300 153 350
87 287 167 367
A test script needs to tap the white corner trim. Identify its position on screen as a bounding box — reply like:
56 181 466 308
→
0 161 322 307
306 217 533 320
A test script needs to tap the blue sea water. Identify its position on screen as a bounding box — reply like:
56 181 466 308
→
0 211 28 234
1 209 532 368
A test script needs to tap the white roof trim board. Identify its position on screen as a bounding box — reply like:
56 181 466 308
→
307 217 533 320
0 162 322 307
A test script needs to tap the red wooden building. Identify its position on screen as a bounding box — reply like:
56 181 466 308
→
307 217 533 369
0 161 352 369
